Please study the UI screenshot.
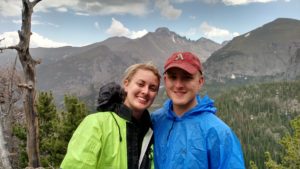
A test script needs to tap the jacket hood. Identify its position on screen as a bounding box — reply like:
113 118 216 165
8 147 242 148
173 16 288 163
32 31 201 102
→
97 81 152 127
97 81 124 112
164 95 217 121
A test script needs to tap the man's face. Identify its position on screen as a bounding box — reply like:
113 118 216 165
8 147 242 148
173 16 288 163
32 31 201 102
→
164 67 204 111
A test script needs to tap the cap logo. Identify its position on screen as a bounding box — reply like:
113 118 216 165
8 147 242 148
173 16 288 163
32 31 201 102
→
175 53 184 61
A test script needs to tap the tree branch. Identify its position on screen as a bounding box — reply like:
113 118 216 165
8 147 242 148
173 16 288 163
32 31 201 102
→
31 0 42 7
0 46 21 53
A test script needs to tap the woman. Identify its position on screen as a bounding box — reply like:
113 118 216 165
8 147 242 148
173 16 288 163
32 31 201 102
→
60 63 160 169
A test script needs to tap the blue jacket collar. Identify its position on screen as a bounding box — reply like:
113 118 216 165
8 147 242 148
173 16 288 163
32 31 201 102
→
164 95 217 120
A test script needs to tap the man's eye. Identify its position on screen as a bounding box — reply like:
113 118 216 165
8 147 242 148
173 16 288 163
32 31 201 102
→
169 75 177 80
183 75 193 80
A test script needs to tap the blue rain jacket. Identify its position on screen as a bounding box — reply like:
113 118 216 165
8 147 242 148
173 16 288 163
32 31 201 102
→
151 95 245 169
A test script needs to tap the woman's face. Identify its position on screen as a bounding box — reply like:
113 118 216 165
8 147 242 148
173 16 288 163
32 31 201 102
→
123 69 159 115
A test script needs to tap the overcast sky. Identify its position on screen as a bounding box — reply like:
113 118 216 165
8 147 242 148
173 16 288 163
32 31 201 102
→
0 0 299 48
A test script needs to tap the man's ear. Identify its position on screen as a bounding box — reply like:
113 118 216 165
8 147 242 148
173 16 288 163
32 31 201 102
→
199 75 204 87
164 74 167 82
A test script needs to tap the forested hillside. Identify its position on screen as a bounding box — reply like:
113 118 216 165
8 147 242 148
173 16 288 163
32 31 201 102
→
214 80 300 168
7 79 300 168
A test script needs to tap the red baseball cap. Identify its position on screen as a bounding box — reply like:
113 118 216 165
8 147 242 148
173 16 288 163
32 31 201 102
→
164 52 203 74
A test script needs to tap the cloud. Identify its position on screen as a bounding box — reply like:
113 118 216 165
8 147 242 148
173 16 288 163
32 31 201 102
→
75 12 90 16
172 0 194 2
1 0 150 17
179 22 239 43
106 18 148 39
12 19 60 27
130 29 148 39
94 22 100 30
155 0 182 20
39 0 149 16
0 31 71 48
200 22 239 41
201 0 278 5
0 0 21 17
56 7 68 12
202 0 221 4
222 0 276 5
0 0 285 18
81 2 149 16
0 0 184 20
106 18 130 37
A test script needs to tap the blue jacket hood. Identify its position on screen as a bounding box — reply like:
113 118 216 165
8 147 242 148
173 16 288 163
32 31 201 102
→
164 95 217 120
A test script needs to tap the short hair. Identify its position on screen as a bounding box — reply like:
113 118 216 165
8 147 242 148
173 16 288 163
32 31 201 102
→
122 62 161 90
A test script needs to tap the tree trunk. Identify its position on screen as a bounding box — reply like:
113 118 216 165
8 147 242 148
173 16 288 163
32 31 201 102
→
17 0 42 167
0 121 12 169
20 61 40 167
0 0 42 166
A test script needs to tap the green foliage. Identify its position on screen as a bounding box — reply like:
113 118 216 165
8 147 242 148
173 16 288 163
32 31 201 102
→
214 80 300 169
12 124 26 141
12 92 88 169
265 116 300 169
59 95 88 141
48 94 88 168
249 160 259 169
12 124 28 168
36 91 59 168
265 152 284 169
281 116 300 168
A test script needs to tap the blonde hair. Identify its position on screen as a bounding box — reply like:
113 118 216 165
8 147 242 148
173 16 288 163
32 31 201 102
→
122 62 161 89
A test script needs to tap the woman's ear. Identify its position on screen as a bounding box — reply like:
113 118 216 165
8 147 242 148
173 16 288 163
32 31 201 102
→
123 79 129 92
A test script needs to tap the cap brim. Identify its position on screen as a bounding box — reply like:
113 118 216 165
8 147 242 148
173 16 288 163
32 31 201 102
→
164 62 198 74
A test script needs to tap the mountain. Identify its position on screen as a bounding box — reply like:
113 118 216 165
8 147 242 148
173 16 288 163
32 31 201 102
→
204 18 300 82
35 28 221 103
3 18 300 104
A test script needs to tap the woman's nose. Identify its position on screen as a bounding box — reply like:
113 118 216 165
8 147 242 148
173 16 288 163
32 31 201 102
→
141 86 149 94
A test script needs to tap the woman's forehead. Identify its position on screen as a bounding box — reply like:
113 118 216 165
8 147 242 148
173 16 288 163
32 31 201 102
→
132 69 159 81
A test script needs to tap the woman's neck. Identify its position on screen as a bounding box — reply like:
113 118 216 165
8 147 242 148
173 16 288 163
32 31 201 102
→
132 110 143 121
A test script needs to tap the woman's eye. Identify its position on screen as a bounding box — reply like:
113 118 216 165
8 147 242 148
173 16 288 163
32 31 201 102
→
149 86 158 92
137 82 144 87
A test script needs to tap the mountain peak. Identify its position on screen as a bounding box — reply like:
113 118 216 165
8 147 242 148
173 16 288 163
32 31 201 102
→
204 17 300 81
154 27 172 36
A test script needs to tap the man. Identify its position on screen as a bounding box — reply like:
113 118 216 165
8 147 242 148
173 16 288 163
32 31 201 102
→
151 52 245 169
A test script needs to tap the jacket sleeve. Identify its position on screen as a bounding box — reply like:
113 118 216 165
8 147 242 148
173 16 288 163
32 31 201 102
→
60 115 103 169
207 128 245 169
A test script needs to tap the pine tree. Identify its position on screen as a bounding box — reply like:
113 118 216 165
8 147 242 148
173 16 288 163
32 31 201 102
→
54 95 88 166
265 116 300 169
14 93 88 168
36 91 58 168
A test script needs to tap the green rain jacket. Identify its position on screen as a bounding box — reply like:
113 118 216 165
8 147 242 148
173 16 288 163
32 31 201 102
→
61 82 154 169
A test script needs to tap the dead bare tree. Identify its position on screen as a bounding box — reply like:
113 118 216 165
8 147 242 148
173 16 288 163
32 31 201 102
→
0 0 42 167
0 58 22 169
